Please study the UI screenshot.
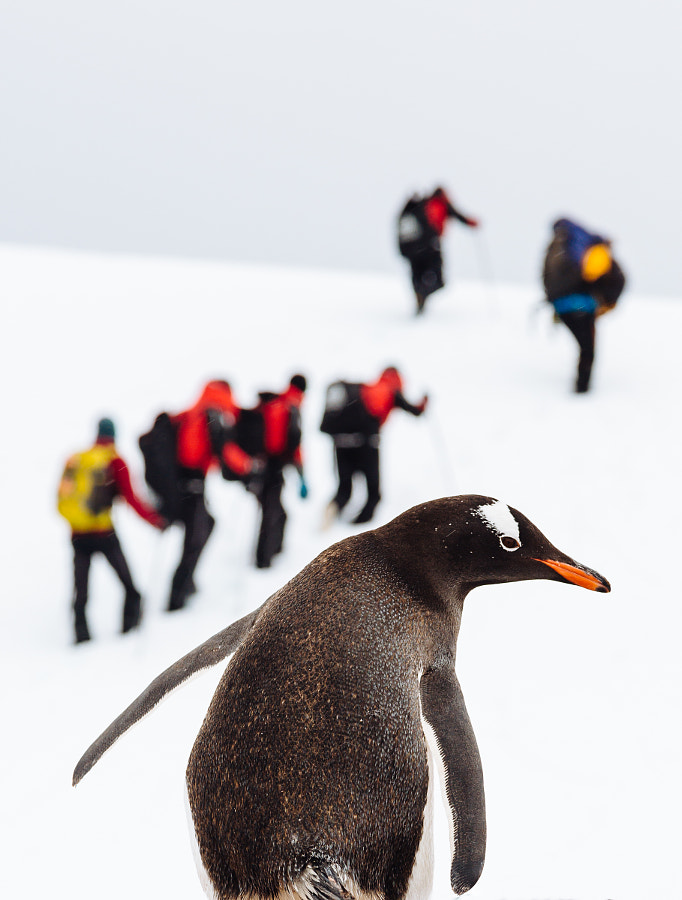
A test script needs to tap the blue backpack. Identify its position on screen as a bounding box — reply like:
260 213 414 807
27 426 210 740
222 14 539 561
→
543 218 607 303
553 218 605 264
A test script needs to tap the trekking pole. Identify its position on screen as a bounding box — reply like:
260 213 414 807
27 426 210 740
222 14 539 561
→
529 298 556 336
528 298 546 331
471 229 499 314
424 401 459 494
132 528 169 655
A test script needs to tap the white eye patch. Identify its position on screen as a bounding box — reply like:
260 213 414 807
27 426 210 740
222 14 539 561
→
474 500 522 550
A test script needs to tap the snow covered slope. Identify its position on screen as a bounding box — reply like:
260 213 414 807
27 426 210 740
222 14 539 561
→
2 245 680 899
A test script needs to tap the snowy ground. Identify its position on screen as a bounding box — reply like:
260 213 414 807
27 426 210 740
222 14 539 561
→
2 244 680 899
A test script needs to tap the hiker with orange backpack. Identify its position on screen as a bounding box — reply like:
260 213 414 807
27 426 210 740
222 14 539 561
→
397 186 479 314
253 374 308 569
57 417 166 644
165 380 262 611
321 367 428 525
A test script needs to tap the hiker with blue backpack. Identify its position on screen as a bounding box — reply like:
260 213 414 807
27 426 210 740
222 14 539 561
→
543 217 626 393
57 417 166 644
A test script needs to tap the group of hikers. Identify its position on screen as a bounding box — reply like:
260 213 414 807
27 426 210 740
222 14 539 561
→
397 187 626 393
57 188 626 644
58 368 428 644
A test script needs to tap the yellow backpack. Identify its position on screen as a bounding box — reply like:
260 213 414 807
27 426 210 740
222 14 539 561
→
581 243 612 282
57 444 118 532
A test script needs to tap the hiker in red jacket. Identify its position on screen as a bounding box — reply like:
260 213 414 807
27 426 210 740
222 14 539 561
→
168 380 260 610
254 374 308 569
397 186 479 314
57 417 165 643
324 367 428 525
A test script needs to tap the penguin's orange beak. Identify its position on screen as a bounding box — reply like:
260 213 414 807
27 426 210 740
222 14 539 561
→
533 559 611 593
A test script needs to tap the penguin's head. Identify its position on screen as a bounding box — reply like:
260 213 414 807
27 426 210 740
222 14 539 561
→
378 496 610 599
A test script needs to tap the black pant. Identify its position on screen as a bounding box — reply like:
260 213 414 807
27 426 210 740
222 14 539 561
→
410 244 444 309
333 441 381 524
71 531 141 642
168 481 215 610
560 311 596 392
255 463 287 569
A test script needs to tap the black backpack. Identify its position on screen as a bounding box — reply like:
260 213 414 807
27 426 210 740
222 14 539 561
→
592 258 626 311
87 465 118 515
285 405 303 456
320 381 377 436
204 405 264 482
138 413 181 521
544 231 626 310
233 407 266 458
542 231 584 302
397 197 433 259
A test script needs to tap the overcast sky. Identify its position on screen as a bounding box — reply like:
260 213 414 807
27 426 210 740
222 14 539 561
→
2 1 680 294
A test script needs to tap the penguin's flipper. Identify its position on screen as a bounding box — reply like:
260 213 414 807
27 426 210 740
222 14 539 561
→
72 605 263 786
420 665 486 896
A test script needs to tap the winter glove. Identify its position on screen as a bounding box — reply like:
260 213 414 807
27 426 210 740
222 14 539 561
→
299 473 309 499
466 217 479 228
417 395 429 415
152 513 169 531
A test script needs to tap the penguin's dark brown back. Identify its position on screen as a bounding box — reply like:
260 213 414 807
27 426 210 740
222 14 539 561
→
186 533 450 900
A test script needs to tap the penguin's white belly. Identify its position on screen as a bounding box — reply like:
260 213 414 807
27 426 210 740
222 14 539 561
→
404 712 456 900
186 780 220 900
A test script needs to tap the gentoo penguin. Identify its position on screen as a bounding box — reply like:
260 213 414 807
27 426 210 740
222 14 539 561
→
73 495 610 899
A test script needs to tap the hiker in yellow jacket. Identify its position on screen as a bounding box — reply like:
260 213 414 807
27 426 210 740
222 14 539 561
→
58 418 165 643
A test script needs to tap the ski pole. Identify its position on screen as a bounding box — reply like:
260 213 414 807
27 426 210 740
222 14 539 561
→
528 298 548 332
132 528 169 654
471 229 499 313
529 298 559 337
424 401 459 494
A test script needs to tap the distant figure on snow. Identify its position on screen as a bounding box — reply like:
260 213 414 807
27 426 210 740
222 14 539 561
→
543 217 626 393
397 185 479 314
57 417 165 644
253 374 309 569
320 367 428 525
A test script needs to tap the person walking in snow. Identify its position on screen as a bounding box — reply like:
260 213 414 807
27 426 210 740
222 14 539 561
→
542 217 626 393
397 186 479 314
321 367 428 525
57 417 166 644
253 374 309 569
167 380 262 611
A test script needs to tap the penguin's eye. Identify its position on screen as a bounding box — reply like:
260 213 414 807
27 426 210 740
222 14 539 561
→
500 535 520 551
